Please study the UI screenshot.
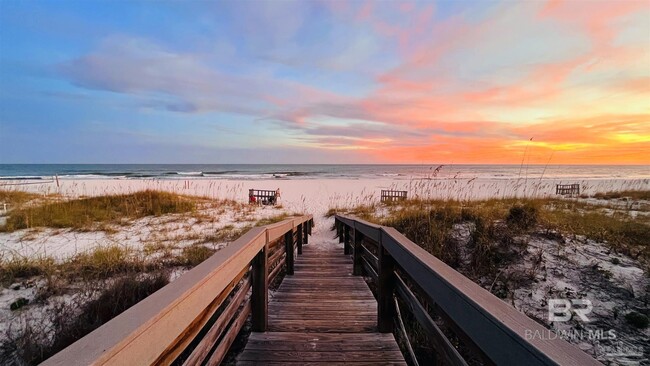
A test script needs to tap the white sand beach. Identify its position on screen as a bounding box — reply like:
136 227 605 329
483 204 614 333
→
13 176 650 218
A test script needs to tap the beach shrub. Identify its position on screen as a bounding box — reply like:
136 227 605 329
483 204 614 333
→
506 203 538 230
625 311 649 329
382 206 463 268
9 298 29 311
1 190 195 232
0 272 169 365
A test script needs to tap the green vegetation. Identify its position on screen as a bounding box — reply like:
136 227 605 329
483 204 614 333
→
1 190 196 232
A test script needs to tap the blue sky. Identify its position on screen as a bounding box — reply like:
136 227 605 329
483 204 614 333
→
1 0 648 164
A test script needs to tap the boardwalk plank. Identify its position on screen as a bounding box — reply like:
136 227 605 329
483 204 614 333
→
236 245 405 365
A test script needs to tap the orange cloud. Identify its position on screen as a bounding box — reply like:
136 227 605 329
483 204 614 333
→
363 114 650 164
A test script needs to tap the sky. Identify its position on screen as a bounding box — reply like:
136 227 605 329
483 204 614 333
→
0 0 648 164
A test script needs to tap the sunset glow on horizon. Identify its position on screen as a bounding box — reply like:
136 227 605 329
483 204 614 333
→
1 0 648 164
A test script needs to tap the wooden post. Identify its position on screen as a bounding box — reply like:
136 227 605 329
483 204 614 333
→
377 230 396 333
251 237 269 332
343 225 351 255
284 231 294 275
297 223 303 255
303 222 309 245
353 226 363 275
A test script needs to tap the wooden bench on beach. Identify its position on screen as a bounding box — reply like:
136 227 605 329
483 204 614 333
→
381 189 407 202
556 184 580 195
249 189 279 205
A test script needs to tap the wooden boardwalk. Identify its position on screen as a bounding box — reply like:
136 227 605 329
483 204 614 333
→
45 215 598 365
237 245 406 365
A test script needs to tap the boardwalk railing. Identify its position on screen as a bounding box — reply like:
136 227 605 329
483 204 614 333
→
556 184 580 195
381 189 407 202
44 215 313 366
335 214 599 366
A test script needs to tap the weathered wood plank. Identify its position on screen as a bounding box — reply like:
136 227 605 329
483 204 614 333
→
394 273 467 366
238 240 405 366
238 362 406 366
204 299 251 365
182 278 251 365
247 332 395 342
238 349 404 362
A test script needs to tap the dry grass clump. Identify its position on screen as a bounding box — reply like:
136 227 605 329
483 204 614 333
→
506 203 538 230
0 257 56 285
340 195 648 273
540 202 650 260
0 190 43 207
592 190 650 201
179 245 216 267
255 213 292 226
64 246 144 279
378 200 529 277
1 190 196 232
1 272 169 365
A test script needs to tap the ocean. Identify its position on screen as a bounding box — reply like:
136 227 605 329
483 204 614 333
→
0 164 648 181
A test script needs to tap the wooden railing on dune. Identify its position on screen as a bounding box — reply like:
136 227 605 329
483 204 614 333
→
334 214 599 366
43 215 314 366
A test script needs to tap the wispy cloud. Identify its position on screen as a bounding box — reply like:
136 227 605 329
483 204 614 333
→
2 0 648 163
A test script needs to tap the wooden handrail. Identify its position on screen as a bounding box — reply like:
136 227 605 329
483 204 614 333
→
43 215 313 366
335 214 599 366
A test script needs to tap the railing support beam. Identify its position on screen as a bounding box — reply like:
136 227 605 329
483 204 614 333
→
284 231 294 275
303 222 309 245
377 230 396 333
297 223 303 255
353 225 364 275
251 242 269 332
343 225 351 255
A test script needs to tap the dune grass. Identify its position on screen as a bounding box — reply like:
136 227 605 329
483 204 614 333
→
0 190 43 207
1 190 196 232
591 190 650 201
336 194 650 271
255 213 294 226
334 194 649 364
